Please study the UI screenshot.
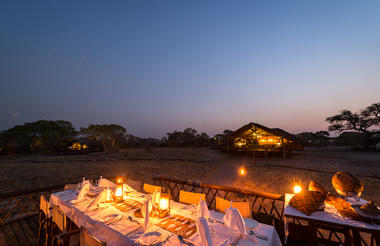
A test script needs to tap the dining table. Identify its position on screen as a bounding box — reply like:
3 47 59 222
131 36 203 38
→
283 193 380 245
50 181 282 246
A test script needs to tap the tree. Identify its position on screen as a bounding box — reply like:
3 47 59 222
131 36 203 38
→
326 102 380 147
0 120 77 152
297 131 330 146
80 124 126 149
166 128 210 147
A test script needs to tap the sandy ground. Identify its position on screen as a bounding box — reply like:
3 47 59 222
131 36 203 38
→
0 147 379 203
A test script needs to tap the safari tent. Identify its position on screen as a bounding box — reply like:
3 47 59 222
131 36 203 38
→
226 122 303 158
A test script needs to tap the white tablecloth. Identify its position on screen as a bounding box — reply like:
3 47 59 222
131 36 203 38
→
283 193 380 244
51 187 282 246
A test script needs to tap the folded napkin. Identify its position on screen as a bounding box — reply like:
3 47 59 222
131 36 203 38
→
198 199 210 218
223 203 247 236
87 189 107 210
123 183 135 193
98 178 117 189
81 177 91 188
73 182 90 202
196 215 214 246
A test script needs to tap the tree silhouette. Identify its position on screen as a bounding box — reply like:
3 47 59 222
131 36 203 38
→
326 102 380 147
80 124 126 149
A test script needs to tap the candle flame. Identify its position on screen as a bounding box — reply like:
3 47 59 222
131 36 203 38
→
115 187 122 197
159 198 169 210
294 185 302 194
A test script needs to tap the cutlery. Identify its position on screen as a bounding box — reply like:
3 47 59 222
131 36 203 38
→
124 225 142 237
105 216 122 225
208 218 224 224
177 235 194 246
248 230 269 241
128 216 141 225
177 204 195 213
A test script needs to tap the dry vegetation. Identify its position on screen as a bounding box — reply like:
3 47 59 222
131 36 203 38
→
0 147 379 203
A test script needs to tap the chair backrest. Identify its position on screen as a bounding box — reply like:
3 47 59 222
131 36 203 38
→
216 197 251 218
80 226 106 246
179 190 206 205
64 183 78 190
127 179 142 192
52 206 66 232
143 183 161 194
40 195 50 217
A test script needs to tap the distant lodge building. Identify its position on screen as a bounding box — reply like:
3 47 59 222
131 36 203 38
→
223 122 303 158
65 138 104 154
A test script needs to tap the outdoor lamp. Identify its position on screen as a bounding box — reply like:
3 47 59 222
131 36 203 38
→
239 167 247 177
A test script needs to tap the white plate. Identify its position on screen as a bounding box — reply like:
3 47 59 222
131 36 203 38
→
138 231 162 245
245 219 259 229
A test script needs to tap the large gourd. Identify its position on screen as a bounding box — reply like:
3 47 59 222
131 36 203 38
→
332 172 363 197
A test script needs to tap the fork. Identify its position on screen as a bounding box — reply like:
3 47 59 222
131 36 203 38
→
248 230 269 241
125 226 142 237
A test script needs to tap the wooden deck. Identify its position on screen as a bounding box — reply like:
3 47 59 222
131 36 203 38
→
0 215 38 246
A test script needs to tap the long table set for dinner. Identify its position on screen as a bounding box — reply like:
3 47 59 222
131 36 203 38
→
49 177 282 246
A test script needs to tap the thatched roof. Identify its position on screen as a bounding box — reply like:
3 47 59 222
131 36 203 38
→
230 122 301 143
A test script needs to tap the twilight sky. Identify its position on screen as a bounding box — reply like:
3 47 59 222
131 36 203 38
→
1 1 379 138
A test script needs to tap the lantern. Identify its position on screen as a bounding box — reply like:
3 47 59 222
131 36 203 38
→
293 178 302 194
158 193 170 218
114 178 124 201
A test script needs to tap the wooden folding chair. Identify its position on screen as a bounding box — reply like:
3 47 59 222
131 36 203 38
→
64 184 78 190
51 206 79 246
215 196 251 218
80 226 107 246
143 183 162 194
37 195 52 246
179 190 206 205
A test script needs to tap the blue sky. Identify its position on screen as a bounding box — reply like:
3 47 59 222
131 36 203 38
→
1 1 379 137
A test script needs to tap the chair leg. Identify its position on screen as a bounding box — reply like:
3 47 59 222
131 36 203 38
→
36 211 43 246
46 219 53 246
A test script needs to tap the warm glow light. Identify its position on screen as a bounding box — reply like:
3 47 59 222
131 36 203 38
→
239 167 246 177
115 187 122 197
268 139 273 142
260 139 265 142
117 178 122 184
276 143 281 146
293 185 302 194
159 198 169 210
106 188 111 201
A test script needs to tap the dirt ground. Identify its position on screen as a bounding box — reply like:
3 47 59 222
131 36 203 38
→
0 147 379 203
